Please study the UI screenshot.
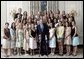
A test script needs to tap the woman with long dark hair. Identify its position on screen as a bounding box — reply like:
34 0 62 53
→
10 22 16 55
71 21 79 56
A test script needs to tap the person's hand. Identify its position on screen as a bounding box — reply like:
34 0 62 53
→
8 37 10 40
39 34 41 39
45 35 47 40
26 39 28 43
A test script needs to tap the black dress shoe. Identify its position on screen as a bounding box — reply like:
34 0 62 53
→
58 53 63 56
45 54 48 57
41 54 44 56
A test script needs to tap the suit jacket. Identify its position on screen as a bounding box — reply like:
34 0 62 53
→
37 23 49 55
37 23 49 41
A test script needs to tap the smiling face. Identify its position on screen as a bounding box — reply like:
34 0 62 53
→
39 19 43 24
5 23 9 28
68 17 72 22
23 11 27 18
54 19 56 23
17 14 21 19
26 23 28 29
28 24 31 29
65 22 68 27
12 22 15 28
58 21 62 26
72 21 75 26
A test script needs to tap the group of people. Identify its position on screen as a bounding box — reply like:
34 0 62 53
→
2 8 80 57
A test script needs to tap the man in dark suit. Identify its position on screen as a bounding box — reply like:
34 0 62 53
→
37 17 49 56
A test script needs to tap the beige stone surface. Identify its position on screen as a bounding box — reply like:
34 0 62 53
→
1 48 83 58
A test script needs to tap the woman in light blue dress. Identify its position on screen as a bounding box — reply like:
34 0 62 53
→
10 22 16 55
71 21 80 56
49 23 56 55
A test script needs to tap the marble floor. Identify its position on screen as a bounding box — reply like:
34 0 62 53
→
1 48 83 58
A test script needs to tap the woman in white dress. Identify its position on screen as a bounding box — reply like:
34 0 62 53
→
23 23 29 55
49 23 56 55
16 21 24 55
29 23 37 55
3 22 11 57
10 22 16 55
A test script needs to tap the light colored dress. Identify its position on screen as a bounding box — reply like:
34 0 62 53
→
29 37 37 49
3 38 11 49
72 37 79 46
71 27 80 46
49 28 56 48
56 26 64 39
16 29 24 48
23 30 29 50
64 27 71 45
29 30 37 49
10 28 16 48
2 28 11 49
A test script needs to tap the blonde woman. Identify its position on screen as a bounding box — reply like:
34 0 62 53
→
56 21 64 56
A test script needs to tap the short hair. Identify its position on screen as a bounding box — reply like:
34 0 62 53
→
5 22 9 25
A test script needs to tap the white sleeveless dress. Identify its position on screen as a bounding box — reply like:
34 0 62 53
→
23 30 29 50
49 28 56 48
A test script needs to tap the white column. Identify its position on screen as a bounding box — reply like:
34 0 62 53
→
30 1 40 15
39 1 41 11
30 1 33 15
47 1 48 11
47 1 50 11
47 1 59 12
1 1 7 37
34 1 39 15
59 1 65 12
